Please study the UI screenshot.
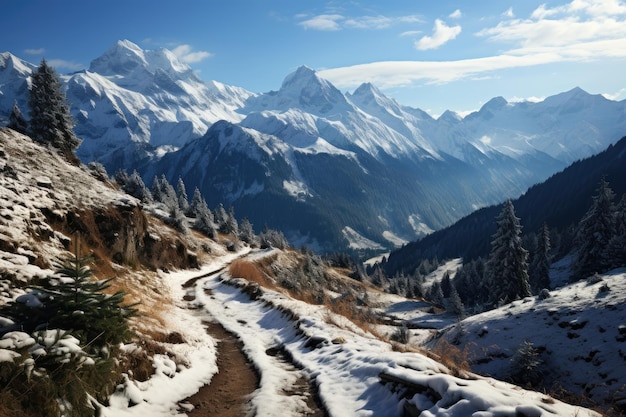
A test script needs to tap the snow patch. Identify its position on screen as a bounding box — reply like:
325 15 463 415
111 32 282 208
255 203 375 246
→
342 227 385 250
382 230 408 247
408 214 434 236
283 180 311 201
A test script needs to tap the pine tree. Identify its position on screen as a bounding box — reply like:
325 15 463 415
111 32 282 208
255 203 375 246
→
220 206 239 235
239 217 256 244
440 271 452 298
7 100 28 134
427 281 444 307
114 168 130 187
485 200 531 307
188 187 205 217
177 177 190 212
194 209 216 238
509 340 543 386
446 284 465 319
530 223 552 292
28 58 80 161
151 175 178 208
213 203 227 230
151 176 162 202
124 170 152 202
574 179 616 279
606 194 626 269
0 241 136 414
259 226 289 250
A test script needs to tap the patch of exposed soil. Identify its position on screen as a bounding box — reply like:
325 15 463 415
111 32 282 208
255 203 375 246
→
185 320 258 417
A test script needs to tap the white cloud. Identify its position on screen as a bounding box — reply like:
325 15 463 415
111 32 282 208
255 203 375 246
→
345 15 392 29
508 95 545 103
601 87 626 100
503 7 515 18
298 14 344 31
25 48 45 55
172 44 213 64
47 59 83 71
319 53 563 89
298 13 423 31
449 9 462 19
415 19 462 50
317 0 626 91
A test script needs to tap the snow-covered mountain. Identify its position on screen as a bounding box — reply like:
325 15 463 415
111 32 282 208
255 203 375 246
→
2 41 626 252
0 52 35 116
42 40 253 167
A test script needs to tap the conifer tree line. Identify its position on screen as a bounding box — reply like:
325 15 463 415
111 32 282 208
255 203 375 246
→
371 178 626 315
113 169 288 249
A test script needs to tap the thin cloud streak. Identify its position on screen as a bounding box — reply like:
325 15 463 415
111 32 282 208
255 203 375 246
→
47 59 83 71
299 14 343 31
25 48 45 55
319 38 626 89
298 13 423 31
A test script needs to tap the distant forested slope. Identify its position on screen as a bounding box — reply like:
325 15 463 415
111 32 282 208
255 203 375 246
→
384 135 626 275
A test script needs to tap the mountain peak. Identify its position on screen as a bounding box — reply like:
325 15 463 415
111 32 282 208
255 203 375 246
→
89 40 190 78
0 52 35 76
481 96 508 111
271 65 350 114
89 40 147 76
280 65 318 89
438 109 462 123
350 82 383 100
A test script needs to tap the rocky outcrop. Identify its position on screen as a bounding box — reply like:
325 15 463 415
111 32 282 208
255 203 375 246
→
43 203 198 272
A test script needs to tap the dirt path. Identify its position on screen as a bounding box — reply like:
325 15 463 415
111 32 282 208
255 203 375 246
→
185 320 259 417
181 271 328 417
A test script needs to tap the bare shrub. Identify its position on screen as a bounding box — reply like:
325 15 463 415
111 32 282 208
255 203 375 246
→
429 338 473 377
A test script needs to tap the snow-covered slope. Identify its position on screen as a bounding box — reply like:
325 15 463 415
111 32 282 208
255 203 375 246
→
432 269 626 411
140 253 602 417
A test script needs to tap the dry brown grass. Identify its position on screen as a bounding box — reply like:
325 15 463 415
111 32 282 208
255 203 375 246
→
324 292 385 336
427 338 474 377
0 391 38 417
229 259 277 290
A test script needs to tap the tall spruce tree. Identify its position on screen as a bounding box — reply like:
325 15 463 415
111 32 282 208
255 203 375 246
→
606 194 626 269
177 177 190 212
28 58 80 160
574 179 616 279
485 200 531 307
530 223 552 292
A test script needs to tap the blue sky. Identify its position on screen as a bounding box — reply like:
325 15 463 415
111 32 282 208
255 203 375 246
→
4 0 626 116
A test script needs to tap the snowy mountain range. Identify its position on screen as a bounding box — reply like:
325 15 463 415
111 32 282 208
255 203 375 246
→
2 40 626 252
0 127 605 416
